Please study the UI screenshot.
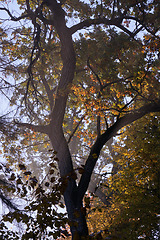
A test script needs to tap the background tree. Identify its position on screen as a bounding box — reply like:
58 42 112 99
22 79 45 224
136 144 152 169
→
88 114 160 239
0 0 160 239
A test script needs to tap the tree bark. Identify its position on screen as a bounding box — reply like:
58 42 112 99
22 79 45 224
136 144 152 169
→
44 1 89 238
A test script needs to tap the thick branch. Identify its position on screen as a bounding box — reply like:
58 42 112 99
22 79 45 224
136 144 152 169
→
69 15 153 41
70 17 123 35
43 0 76 130
124 15 160 36
14 121 49 134
41 0 76 180
77 100 160 202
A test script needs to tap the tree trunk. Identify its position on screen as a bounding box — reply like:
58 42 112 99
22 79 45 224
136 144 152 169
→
64 187 89 239
43 2 90 238
49 127 89 239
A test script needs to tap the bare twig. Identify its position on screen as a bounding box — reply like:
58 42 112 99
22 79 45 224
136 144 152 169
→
87 58 102 88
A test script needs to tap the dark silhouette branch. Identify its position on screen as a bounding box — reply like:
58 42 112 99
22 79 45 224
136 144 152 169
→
70 17 123 35
97 116 101 137
87 58 103 88
101 76 132 91
67 115 85 144
0 7 31 21
77 100 160 202
46 1 76 130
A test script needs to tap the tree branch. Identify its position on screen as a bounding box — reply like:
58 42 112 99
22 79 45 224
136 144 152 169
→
67 115 85 144
40 74 54 111
77 100 160 202
14 121 49 134
0 7 31 21
102 76 132 91
87 58 103 88
0 189 18 210
69 14 154 42
69 17 123 35
97 115 101 137
45 0 76 129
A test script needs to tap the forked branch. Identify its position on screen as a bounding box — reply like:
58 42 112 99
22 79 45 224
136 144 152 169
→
77 100 160 202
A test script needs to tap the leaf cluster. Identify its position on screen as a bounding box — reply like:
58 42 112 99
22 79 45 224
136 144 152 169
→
0 156 69 239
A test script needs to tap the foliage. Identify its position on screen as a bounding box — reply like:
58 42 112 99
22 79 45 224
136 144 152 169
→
0 0 160 239
88 114 160 239
0 155 68 239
